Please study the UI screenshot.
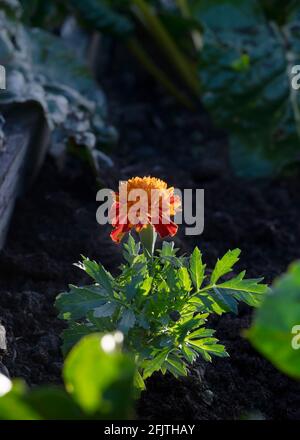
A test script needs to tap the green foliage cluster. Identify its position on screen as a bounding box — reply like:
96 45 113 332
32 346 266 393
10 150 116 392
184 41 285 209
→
0 333 135 420
68 0 201 108
56 235 268 389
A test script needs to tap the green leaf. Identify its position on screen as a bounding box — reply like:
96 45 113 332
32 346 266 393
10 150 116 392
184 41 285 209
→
160 241 177 257
181 344 198 364
79 258 114 296
211 249 241 284
64 334 135 417
190 0 264 28
187 337 229 362
188 328 215 340
123 234 141 264
247 261 300 379
56 286 107 320
178 267 192 292
61 323 96 356
26 27 113 134
118 309 136 334
133 370 146 391
70 0 134 37
125 274 144 301
139 276 153 296
210 287 239 314
217 272 268 307
93 302 117 318
165 354 188 378
0 380 41 420
197 294 225 315
137 315 150 330
189 246 205 291
177 316 208 338
142 348 171 379
217 271 267 293
25 388 83 420
87 312 116 333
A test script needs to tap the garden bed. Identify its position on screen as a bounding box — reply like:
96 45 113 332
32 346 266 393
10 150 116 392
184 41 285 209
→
0 64 300 420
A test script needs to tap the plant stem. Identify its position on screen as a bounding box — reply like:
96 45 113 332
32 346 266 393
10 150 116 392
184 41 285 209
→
131 0 200 97
139 224 157 257
127 38 195 110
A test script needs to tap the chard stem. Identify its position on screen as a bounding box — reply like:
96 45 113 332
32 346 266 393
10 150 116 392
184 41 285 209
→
127 38 195 110
131 0 200 97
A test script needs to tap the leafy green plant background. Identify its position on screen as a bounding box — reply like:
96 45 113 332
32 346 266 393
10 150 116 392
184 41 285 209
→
193 0 300 177
28 0 299 178
4 0 300 177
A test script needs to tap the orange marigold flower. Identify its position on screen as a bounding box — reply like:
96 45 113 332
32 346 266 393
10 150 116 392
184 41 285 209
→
110 176 181 243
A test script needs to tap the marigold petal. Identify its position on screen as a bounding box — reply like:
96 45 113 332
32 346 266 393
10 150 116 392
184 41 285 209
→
110 223 131 243
154 221 178 238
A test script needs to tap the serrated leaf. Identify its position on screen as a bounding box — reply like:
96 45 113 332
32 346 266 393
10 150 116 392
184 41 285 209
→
177 317 206 337
178 267 192 292
165 355 187 378
94 302 117 318
212 271 268 313
142 348 171 380
133 370 146 391
211 249 241 284
195 293 224 315
210 287 239 314
218 273 267 293
187 328 215 340
188 337 229 361
124 274 145 301
182 344 197 364
123 234 141 264
80 258 114 296
137 315 150 330
160 241 177 257
118 309 136 334
140 277 153 296
56 286 107 320
61 323 95 356
189 246 205 291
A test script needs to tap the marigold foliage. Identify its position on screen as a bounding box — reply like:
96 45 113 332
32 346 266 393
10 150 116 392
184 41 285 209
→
56 235 268 388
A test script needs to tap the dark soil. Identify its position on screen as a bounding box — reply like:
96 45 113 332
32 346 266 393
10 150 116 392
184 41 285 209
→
1 54 300 420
